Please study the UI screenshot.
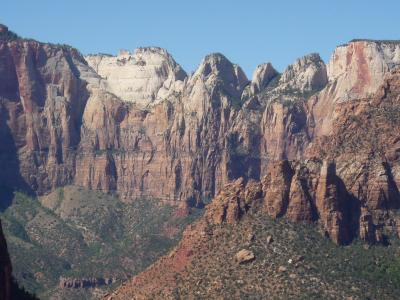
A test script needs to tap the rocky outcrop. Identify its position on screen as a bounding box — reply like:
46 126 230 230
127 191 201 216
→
0 220 11 300
249 62 278 94
257 54 327 164
205 165 342 243
315 161 349 244
262 160 294 218
278 53 328 94
306 69 400 244
235 249 255 264
59 276 116 289
205 178 263 225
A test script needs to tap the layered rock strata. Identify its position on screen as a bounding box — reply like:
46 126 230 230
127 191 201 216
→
0 25 399 245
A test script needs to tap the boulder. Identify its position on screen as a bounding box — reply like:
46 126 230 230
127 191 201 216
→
235 249 255 264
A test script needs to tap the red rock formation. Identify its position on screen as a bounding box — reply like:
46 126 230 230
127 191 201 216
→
314 161 349 244
262 160 293 217
0 27 400 247
0 38 89 196
286 165 316 222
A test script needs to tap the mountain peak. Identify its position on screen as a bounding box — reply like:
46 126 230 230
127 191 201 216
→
279 53 328 93
85 46 186 106
193 52 248 91
196 52 235 77
250 62 279 94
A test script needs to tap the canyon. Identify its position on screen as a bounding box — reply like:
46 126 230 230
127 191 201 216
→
0 23 400 299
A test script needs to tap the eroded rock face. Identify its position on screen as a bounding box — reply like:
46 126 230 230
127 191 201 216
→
0 220 11 300
315 161 349 244
327 41 400 102
257 53 327 165
85 47 187 107
0 33 255 205
305 68 400 244
249 63 278 94
59 276 116 289
75 52 254 203
0 28 399 246
278 53 328 94
262 160 294 218
0 39 90 197
310 40 400 137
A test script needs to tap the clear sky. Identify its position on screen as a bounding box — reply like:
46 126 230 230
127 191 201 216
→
2 0 400 77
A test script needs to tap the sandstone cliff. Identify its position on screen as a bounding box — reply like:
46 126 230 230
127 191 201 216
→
0 32 90 197
0 25 399 247
310 40 400 137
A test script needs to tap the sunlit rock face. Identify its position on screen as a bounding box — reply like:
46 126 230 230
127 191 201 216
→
85 47 187 107
327 40 400 102
1 26 400 247
278 53 328 94
311 40 400 137
249 62 279 95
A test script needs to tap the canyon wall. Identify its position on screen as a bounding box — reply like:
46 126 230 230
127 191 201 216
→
0 24 400 244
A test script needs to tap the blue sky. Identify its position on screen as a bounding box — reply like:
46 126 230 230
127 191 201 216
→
2 0 400 77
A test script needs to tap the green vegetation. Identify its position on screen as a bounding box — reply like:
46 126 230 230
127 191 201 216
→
94 148 127 156
276 97 297 108
0 26 20 41
261 74 282 94
11 277 39 300
350 39 400 45
374 106 400 125
1 187 199 299
176 211 400 299
230 96 245 110
139 125 147 135
333 102 400 156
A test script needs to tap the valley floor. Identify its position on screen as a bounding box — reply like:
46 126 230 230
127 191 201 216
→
0 186 200 299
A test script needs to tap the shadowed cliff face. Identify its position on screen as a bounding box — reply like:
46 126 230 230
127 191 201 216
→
0 218 39 300
0 38 90 205
0 220 11 300
0 27 400 246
